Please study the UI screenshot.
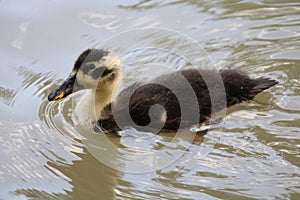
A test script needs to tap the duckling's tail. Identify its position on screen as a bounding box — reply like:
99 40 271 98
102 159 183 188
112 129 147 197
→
248 77 278 98
221 70 278 106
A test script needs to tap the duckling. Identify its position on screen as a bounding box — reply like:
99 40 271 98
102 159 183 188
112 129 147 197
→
48 49 278 132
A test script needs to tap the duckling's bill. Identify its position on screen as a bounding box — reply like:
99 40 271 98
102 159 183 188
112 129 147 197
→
48 76 77 101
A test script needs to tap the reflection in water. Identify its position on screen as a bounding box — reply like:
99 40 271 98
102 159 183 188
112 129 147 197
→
0 86 16 106
79 12 121 30
14 189 68 199
14 149 120 200
50 149 119 200
0 121 74 199
16 66 61 101
0 66 62 113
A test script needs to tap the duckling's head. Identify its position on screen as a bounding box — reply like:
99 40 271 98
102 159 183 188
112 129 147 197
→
48 49 122 101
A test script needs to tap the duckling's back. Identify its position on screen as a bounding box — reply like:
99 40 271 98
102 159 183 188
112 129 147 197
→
98 69 277 132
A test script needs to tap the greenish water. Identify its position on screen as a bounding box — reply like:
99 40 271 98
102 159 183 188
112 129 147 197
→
1 0 300 199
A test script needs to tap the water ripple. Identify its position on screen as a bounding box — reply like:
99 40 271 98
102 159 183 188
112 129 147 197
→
79 12 121 30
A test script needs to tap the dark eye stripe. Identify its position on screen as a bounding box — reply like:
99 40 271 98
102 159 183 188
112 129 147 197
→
92 67 113 79
82 64 96 75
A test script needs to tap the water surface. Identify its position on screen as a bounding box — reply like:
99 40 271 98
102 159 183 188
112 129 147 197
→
1 0 300 199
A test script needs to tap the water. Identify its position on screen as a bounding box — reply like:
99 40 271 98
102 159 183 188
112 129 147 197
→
1 0 300 199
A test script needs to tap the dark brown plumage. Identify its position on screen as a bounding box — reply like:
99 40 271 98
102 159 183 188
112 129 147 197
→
97 69 278 132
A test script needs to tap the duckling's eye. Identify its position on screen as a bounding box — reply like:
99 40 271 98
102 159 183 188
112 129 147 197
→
102 68 113 77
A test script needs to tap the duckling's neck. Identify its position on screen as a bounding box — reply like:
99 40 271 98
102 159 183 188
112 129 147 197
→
94 88 114 113
75 89 114 127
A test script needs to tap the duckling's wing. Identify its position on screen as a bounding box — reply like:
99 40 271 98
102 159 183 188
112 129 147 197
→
115 70 223 130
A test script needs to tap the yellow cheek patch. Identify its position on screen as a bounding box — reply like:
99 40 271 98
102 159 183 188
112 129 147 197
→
54 91 65 100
